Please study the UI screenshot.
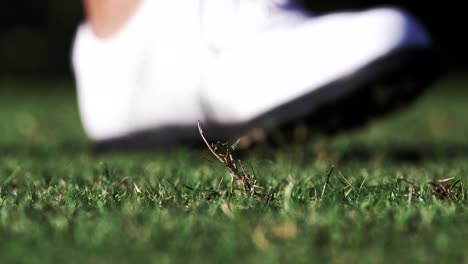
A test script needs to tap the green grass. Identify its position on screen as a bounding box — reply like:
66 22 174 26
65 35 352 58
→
0 77 467 264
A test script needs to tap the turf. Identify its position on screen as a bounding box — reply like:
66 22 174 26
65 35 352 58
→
0 77 467 264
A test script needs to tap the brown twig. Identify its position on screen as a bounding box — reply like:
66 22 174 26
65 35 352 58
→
429 177 461 203
198 121 266 199
198 122 228 166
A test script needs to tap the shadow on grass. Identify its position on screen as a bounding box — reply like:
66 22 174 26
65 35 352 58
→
0 140 90 158
2 140 468 165
337 143 468 164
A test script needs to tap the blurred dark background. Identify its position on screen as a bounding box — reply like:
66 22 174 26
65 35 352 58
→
0 1 466 76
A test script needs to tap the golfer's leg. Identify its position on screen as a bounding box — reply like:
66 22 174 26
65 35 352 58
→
83 0 141 38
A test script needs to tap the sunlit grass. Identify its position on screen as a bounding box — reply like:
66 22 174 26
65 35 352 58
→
0 77 467 263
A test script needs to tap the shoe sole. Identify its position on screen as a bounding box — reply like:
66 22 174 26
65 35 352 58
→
94 46 442 152
236 46 443 147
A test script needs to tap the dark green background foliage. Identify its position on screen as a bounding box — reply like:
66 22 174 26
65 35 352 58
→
0 1 82 75
0 1 466 75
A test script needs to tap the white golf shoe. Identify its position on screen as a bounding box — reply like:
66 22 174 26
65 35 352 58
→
72 0 440 151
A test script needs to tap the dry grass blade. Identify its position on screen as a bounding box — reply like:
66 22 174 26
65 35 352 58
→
197 121 268 199
429 177 461 203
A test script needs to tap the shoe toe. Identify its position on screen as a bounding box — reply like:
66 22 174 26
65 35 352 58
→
199 7 433 128
360 7 430 50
